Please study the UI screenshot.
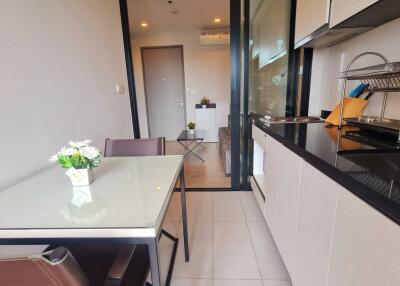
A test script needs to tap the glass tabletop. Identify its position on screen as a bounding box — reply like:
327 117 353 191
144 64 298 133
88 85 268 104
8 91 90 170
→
177 130 205 141
0 156 183 233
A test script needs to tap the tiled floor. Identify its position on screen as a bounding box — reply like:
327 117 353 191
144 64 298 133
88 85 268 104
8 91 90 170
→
159 191 292 286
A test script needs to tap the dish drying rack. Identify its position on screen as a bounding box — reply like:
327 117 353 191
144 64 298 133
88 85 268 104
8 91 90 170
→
337 52 400 142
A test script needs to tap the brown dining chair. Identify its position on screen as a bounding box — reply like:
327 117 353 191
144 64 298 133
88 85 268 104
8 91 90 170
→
0 245 148 286
104 137 166 157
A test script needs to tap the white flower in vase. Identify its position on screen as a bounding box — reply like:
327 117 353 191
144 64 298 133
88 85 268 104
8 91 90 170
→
50 140 102 187
68 139 92 148
80 146 101 160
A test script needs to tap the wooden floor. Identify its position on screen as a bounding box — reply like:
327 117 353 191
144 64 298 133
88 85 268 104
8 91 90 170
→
166 141 231 188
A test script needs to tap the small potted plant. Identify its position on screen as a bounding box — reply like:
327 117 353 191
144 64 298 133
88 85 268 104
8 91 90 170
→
50 140 102 187
187 122 196 135
200 97 210 108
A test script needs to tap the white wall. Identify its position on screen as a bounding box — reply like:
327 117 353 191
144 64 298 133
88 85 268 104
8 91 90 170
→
0 0 133 190
309 17 400 119
131 31 230 138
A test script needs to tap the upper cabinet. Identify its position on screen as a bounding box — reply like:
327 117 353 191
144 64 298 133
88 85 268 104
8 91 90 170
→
294 0 400 48
295 0 330 44
329 0 379 27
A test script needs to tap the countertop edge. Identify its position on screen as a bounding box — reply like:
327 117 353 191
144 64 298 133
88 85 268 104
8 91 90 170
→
253 121 400 226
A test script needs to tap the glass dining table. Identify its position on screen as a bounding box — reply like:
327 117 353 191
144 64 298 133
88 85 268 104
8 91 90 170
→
0 155 189 286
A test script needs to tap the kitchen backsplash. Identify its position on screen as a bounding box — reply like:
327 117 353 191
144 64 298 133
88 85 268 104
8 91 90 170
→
308 17 400 120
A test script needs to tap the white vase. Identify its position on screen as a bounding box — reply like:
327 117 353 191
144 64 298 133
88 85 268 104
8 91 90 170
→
189 129 195 135
67 168 93 187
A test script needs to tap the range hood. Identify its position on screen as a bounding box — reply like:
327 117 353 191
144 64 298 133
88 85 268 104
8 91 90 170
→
295 0 400 49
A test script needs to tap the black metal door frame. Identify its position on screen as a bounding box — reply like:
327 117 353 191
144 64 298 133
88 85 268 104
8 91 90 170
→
230 0 242 190
241 0 250 191
118 0 245 191
119 0 140 139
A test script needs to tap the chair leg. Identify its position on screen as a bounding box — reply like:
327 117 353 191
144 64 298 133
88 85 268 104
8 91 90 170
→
160 230 179 286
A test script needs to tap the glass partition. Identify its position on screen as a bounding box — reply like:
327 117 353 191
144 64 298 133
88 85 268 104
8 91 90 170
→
249 0 292 117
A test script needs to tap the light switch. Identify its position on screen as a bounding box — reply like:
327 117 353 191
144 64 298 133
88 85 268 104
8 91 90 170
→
116 84 125 94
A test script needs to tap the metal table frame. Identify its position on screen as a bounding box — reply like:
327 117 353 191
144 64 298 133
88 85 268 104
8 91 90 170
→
0 166 190 286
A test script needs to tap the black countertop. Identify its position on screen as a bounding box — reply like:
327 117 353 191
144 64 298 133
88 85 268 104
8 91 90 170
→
252 118 400 225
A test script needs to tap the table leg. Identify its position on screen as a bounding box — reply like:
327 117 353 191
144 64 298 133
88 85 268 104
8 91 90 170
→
180 167 190 262
148 238 162 286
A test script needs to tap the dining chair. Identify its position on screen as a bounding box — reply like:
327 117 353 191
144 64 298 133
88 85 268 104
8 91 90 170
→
104 137 166 157
0 245 147 286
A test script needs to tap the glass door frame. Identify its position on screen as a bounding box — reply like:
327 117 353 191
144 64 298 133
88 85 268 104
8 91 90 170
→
118 0 245 191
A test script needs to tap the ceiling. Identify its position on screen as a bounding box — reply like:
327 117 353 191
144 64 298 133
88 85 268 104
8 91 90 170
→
127 0 230 36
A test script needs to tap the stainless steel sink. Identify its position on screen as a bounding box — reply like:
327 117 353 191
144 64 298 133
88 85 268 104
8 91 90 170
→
259 116 324 124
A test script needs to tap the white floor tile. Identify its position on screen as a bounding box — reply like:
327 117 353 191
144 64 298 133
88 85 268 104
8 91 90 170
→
159 223 181 282
165 193 182 223
161 222 181 238
173 223 213 279
187 192 213 222
248 223 290 280
159 238 175 283
214 279 264 286
213 222 260 279
263 280 292 286
170 279 212 286
213 192 246 222
240 191 265 222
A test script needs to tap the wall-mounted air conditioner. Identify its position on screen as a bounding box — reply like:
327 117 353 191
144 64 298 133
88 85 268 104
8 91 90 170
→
200 32 230 46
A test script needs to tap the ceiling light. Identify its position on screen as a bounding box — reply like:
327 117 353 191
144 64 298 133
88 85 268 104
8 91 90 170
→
141 22 148 27
214 18 221 23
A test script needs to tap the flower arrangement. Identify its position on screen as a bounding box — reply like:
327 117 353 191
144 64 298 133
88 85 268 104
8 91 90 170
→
200 97 210 105
50 140 101 169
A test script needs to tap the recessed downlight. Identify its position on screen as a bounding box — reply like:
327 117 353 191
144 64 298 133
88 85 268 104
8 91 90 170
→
214 18 221 23
141 22 148 27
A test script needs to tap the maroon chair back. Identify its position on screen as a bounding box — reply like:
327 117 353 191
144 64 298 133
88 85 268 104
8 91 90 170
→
104 137 165 157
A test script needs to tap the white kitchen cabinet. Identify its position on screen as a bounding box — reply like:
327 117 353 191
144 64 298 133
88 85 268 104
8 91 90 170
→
292 161 338 286
274 144 302 275
295 0 330 44
330 0 379 28
327 186 400 286
252 124 268 150
263 135 282 235
252 125 268 203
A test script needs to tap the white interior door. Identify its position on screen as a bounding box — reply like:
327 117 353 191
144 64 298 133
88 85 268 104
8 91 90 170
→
142 46 186 140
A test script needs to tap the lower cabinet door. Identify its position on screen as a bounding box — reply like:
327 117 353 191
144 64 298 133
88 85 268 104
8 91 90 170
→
274 144 302 275
327 187 400 286
263 135 281 235
292 161 338 286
